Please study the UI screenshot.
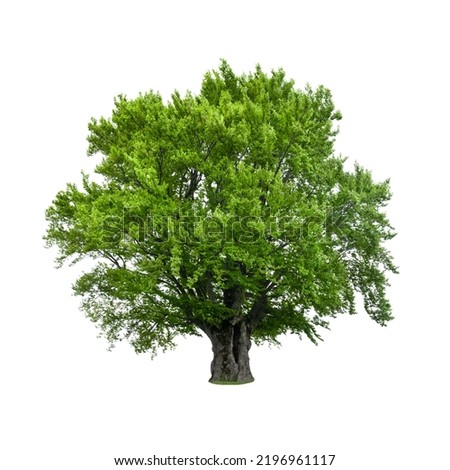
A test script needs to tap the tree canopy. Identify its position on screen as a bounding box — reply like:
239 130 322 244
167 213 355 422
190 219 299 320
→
44 60 397 383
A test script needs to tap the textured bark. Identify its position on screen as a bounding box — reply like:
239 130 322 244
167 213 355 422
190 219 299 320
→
205 320 254 384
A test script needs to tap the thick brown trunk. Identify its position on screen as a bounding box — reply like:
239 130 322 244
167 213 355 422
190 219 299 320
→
206 320 254 384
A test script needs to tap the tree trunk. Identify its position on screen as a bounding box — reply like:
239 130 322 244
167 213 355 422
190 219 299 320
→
206 320 254 384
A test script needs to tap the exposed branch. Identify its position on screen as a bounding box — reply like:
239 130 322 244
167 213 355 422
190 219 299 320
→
203 141 217 161
100 250 124 269
248 291 269 328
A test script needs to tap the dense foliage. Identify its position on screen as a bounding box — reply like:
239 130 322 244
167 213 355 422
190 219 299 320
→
45 61 397 374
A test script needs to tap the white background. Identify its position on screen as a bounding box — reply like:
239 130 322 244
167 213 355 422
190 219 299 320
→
1 1 449 469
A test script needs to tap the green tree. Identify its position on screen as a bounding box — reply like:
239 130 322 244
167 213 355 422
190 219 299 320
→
44 61 397 384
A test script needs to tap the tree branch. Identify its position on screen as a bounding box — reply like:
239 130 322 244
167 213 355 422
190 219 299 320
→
248 291 269 328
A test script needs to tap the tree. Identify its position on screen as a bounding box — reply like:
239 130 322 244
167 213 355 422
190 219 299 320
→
44 61 397 384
